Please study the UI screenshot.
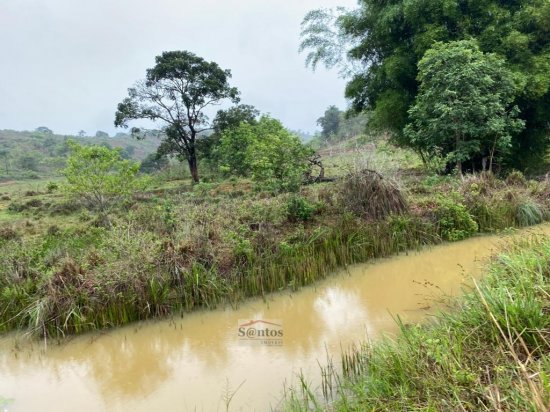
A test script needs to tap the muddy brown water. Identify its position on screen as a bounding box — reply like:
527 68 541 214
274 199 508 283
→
1 224 549 411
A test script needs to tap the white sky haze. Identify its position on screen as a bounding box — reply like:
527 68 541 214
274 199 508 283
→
0 0 357 136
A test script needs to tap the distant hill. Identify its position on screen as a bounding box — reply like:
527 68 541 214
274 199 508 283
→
0 129 160 180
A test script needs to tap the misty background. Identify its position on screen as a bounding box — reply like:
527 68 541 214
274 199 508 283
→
0 0 355 136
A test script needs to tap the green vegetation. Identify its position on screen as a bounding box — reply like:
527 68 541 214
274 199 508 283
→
309 106 370 150
0 27 548 361
435 197 479 241
62 142 148 213
0 128 159 180
217 116 313 192
285 234 550 411
115 50 240 183
0 4 549 411
405 40 524 174
300 0 550 173
0 134 549 337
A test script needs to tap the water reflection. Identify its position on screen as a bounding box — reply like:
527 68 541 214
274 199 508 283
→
1 225 548 411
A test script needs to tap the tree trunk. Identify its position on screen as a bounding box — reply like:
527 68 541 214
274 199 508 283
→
489 138 497 173
455 132 462 176
188 153 199 183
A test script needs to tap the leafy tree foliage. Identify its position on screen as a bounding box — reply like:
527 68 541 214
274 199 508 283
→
405 40 525 173
216 116 313 191
114 51 240 182
140 152 169 174
213 104 260 135
317 105 341 139
301 0 550 171
0 150 10 174
299 7 361 78
18 155 39 172
35 126 53 135
95 130 109 138
62 141 146 212
196 104 259 164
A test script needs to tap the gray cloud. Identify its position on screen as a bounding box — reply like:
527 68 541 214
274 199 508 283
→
0 0 355 136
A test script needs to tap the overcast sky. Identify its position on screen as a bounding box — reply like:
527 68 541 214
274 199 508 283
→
0 0 356 136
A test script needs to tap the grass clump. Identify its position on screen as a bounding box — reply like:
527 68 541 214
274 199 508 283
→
459 174 546 232
515 200 544 227
339 169 408 220
286 235 550 411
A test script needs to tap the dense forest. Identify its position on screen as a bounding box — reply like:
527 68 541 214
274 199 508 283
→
0 128 159 180
300 0 550 174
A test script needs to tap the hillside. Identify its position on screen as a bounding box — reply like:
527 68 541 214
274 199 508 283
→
0 129 160 180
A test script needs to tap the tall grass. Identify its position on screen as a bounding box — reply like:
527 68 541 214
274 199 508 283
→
0 172 549 337
0 214 437 337
284 235 550 411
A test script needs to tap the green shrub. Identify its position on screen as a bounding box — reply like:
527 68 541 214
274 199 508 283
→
7 202 24 213
193 182 214 197
62 141 147 212
46 181 59 192
286 195 317 222
435 198 478 241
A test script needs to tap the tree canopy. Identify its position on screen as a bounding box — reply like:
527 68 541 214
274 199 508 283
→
216 116 313 192
114 50 240 182
405 40 524 173
317 105 341 139
62 141 146 213
301 0 550 172
196 104 260 166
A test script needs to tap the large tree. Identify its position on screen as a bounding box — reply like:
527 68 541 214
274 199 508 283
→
301 1 550 172
114 51 240 182
0 150 9 174
317 105 341 139
405 40 524 174
196 104 259 166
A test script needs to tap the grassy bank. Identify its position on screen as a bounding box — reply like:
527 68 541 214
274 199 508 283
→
1 143 549 337
285 234 550 411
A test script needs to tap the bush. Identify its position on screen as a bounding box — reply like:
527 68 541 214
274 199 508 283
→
62 141 148 213
435 198 478 241
216 116 312 192
25 199 42 208
7 202 24 213
46 181 59 192
339 169 408 220
468 197 515 231
286 195 317 222
50 201 81 216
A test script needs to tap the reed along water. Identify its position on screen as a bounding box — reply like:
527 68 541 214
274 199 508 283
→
1 224 549 411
